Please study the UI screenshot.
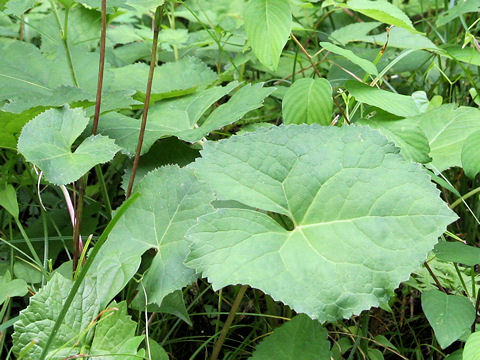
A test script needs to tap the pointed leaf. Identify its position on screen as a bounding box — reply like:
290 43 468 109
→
282 78 333 126
421 290 475 349
321 42 378 76
17 107 120 185
330 22 381 45
251 314 330 359
186 125 456 321
345 0 418 33
0 184 19 218
433 242 480 266
244 0 292 71
0 271 28 305
346 81 420 117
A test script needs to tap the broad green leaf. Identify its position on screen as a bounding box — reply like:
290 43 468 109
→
244 0 292 71
282 78 332 126
146 339 169 360
345 0 418 33
98 83 274 155
4 0 34 16
87 166 214 307
330 22 381 45
250 314 330 359
464 332 480 360
357 115 431 163
436 0 480 27
346 81 421 117
433 242 480 266
0 271 28 305
0 184 19 218
421 290 475 349
90 301 144 359
110 56 217 100
17 107 120 185
186 125 456 321
462 131 480 178
321 42 378 76
414 105 480 172
12 273 101 359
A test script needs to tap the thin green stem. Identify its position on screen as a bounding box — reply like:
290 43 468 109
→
95 165 112 218
210 285 248 360
126 5 164 198
450 185 480 209
14 218 42 266
49 0 79 87
38 194 139 360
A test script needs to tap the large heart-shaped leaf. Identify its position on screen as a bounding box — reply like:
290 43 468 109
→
17 107 120 185
87 166 214 307
186 125 456 321
244 0 292 71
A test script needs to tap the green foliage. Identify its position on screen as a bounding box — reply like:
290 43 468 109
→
17 107 120 185
250 315 330 359
464 331 480 360
244 0 292 71
282 78 332 125
0 271 27 305
421 290 475 349
186 125 456 321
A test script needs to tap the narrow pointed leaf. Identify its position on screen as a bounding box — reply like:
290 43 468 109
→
321 42 378 76
186 125 456 321
244 0 292 71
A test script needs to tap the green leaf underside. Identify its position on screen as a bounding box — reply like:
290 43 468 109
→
433 242 480 266
98 83 274 155
321 42 378 76
414 104 480 172
464 332 480 360
250 315 330 359
345 0 418 33
186 125 456 321
461 130 480 178
244 0 292 71
421 290 475 349
17 107 120 185
12 273 101 359
282 78 333 126
346 81 421 117
87 166 214 307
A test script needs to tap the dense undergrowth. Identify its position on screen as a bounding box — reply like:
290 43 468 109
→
1 0 480 359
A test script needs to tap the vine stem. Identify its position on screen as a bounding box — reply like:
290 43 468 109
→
126 5 164 198
424 261 447 294
210 285 248 360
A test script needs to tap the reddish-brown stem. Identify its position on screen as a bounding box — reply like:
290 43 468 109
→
424 261 447 294
126 6 164 198
92 0 107 135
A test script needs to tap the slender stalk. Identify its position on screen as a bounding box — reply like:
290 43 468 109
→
210 285 248 360
450 185 480 209
14 218 42 266
72 175 87 271
126 6 164 198
424 261 447 293
92 0 107 134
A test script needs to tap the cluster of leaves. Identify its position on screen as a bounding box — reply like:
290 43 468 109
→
1 0 480 359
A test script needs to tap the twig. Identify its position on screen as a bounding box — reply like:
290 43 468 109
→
126 6 164 198
424 261 447 294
